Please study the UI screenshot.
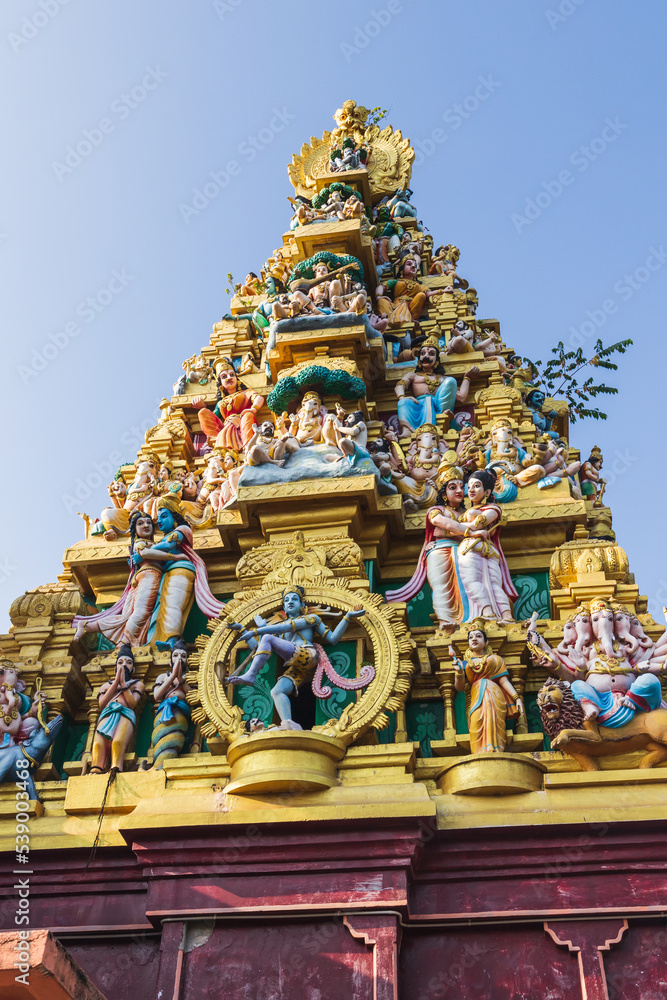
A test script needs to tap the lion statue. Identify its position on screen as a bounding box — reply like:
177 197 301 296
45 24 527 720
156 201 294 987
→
537 678 667 771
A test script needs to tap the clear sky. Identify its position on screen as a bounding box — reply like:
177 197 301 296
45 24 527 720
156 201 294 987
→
1 0 666 630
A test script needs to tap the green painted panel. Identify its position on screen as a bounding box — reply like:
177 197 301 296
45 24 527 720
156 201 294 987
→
525 690 549 750
377 580 434 628
314 641 358 725
52 715 88 777
183 602 210 645
406 700 444 756
512 571 551 621
231 651 278 728
376 711 397 744
454 690 469 734
134 700 154 757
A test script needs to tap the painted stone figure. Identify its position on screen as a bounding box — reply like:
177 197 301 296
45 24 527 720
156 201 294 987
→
94 453 160 540
386 468 470 626
329 137 368 172
525 389 559 439
445 320 475 355
527 599 667 740
245 421 298 467
483 418 546 501
0 701 63 801
0 661 47 748
322 405 368 463
225 586 371 730
73 499 225 652
193 361 264 454
150 639 191 769
387 468 516 625
457 469 517 622
386 188 418 219
90 644 144 774
376 255 434 327
74 511 163 647
451 623 523 753
580 446 605 501
394 342 478 437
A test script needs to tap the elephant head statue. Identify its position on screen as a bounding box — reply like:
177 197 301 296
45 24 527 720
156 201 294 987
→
611 604 639 655
589 599 617 657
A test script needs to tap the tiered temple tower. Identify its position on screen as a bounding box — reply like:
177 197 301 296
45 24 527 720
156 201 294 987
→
1 102 666 1000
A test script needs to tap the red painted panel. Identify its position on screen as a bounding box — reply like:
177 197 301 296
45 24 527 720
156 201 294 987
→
399 926 581 999
181 919 373 1000
604 922 667 1000
64 936 160 1000
145 869 407 917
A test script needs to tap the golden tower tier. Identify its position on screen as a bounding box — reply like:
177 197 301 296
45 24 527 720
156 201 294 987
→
0 102 664 1000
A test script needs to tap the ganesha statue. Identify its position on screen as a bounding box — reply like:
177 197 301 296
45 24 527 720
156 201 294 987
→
528 600 667 769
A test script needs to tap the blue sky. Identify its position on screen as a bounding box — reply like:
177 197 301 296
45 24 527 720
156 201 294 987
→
1 0 666 629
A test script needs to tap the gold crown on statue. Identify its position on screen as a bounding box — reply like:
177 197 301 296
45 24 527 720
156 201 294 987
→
156 495 183 516
465 617 488 635
413 423 438 437
589 598 611 613
491 417 512 431
436 464 464 487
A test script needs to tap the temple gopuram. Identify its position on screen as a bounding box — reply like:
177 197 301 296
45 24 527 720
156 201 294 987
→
2 101 667 1000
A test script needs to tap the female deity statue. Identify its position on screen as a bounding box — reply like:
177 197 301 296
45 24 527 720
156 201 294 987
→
192 360 264 456
451 623 523 753
388 467 516 626
225 586 371 729
73 497 224 651
457 469 517 622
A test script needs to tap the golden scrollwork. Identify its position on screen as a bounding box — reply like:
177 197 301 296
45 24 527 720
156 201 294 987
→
187 537 414 747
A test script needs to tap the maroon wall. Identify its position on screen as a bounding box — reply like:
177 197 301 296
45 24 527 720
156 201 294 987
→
2 819 666 1000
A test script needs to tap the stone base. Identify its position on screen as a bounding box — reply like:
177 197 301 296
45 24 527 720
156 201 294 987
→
436 752 547 796
225 729 347 795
